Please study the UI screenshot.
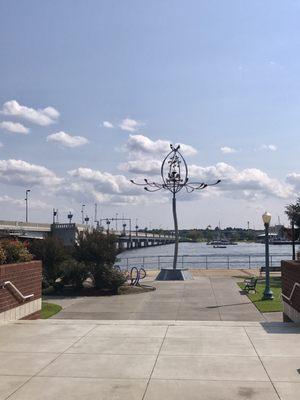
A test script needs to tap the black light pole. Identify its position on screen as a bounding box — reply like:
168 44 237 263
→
106 219 110 234
81 204 85 224
262 212 274 300
25 189 30 222
131 144 220 274
292 219 296 261
68 211 73 224
53 208 58 224
135 225 139 236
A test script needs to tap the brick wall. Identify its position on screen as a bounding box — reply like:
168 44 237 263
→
281 260 300 321
0 261 42 319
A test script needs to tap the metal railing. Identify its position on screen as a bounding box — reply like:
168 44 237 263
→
0 281 34 302
116 253 291 270
282 282 300 303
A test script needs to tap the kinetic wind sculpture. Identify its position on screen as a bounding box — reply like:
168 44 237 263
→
131 144 221 277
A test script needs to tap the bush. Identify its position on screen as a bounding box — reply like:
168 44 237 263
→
1 240 32 264
61 260 90 290
74 229 125 292
29 237 69 287
0 245 6 265
91 264 126 293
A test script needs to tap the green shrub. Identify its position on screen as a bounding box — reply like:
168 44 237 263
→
29 237 69 287
61 260 90 290
74 229 125 292
0 245 6 265
1 240 33 264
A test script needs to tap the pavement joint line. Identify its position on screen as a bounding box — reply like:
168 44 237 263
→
141 324 169 400
243 326 281 400
4 323 98 400
208 277 222 320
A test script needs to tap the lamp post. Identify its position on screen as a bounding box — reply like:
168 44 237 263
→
115 213 118 231
262 212 274 300
68 211 73 224
135 225 139 236
106 219 110 234
81 204 85 224
122 223 126 236
25 189 30 222
53 208 58 224
292 219 296 261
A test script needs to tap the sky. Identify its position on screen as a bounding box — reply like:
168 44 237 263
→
0 0 300 230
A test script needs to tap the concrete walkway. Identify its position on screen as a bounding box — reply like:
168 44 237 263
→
48 277 266 321
0 319 300 399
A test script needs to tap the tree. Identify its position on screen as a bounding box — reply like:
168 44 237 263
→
29 237 69 287
285 198 300 229
73 229 125 292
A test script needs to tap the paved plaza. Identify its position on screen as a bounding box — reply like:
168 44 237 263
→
49 277 269 321
0 319 300 399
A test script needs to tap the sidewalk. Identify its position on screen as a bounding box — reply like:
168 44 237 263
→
0 319 299 399
48 277 266 321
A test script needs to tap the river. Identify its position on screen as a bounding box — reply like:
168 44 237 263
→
117 242 297 269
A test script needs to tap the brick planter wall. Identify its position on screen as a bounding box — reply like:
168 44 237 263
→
281 260 300 322
0 260 42 320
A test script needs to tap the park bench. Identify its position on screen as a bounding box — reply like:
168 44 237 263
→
243 277 258 293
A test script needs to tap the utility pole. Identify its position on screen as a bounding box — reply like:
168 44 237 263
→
25 189 30 222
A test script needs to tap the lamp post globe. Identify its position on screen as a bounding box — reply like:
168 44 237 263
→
262 211 274 300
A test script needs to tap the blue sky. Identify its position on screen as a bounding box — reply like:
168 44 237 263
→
0 0 299 229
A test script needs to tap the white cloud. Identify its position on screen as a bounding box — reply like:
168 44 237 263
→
220 146 237 154
286 173 300 190
189 162 293 200
0 159 62 187
1 100 59 126
120 159 161 175
0 195 49 209
103 121 114 128
261 144 277 151
126 134 197 157
47 131 89 148
119 118 144 132
0 121 29 134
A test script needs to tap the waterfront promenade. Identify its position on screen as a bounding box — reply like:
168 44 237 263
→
48 272 275 321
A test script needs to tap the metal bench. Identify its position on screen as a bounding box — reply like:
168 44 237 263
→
243 277 258 293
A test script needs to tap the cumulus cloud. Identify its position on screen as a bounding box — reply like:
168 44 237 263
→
188 162 293 200
47 131 89 148
0 121 29 134
260 144 277 151
126 134 197 157
119 118 144 132
120 159 161 175
0 159 62 187
103 121 114 128
286 173 300 190
0 195 50 209
1 100 59 126
220 146 236 154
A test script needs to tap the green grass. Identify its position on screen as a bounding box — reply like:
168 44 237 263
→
41 302 62 319
238 276 283 313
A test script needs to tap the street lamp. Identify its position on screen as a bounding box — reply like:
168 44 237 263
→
262 212 274 300
68 211 73 224
115 213 118 231
84 216 90 226
123 223 126 236
25 189 30 222
106 219 110 234
81 204 85 224
135 225 139 236
291 219 296 261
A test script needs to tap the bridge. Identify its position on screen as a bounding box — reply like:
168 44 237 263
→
0 220 177 249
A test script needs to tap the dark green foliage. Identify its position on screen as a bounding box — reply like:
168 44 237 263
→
61 260 90 290
285 198 300 227
1 240 33 264
73 230 125 292
29 237 69 286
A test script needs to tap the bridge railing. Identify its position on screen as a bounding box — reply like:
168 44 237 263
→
116 253 291 270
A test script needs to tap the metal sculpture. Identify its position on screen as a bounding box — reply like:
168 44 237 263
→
131 144 221 271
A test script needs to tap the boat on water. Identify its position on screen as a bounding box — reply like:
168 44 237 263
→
206 239 237 246
213 244 227 248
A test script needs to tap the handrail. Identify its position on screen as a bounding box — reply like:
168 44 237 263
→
282 282 300 303
1 281 34 302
